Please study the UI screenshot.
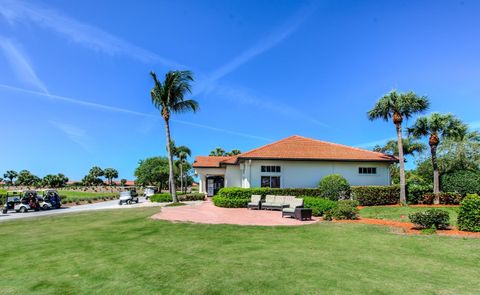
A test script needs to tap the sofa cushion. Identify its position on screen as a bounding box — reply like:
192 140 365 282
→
282 207 295 213
250 195 261 203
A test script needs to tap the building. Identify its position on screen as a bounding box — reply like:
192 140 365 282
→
193 135 397 196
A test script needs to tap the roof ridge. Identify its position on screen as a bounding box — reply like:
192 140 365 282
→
305 137 394 158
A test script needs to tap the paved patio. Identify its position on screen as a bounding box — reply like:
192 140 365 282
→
151 200 319 226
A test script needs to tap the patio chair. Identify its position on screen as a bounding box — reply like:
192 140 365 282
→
282 198 304 218
247 195 262 210
262 195 277 210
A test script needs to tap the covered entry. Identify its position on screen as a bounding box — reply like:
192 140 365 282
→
206 175 224 196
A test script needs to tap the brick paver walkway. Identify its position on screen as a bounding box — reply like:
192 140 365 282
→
151 200 319 226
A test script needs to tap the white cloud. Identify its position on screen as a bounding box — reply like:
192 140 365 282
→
0 36 48 93
49 120 92 151
0 0 182 67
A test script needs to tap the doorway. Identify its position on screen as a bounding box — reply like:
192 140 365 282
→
206 176 224 196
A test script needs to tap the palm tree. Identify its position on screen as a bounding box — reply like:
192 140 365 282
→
373 138 426 157
172 144 191 193
150 70 199 203
228 149 242 156
209 147 226 156
367 90 429 204
3 170 18 186
408 113 466 202
104 168 119 186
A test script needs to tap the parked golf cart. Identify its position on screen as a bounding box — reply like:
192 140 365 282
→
143 186 157 200
2 190 40 214
118 188 139 205
39 189 62 209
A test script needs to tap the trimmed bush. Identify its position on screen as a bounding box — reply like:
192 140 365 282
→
179 193 205 201
409 209 450 230
457 194 480 232
407 184 432 204
216 187 323 199
324 200 359 220
351 185 400 206
421 192 463 205
150 193 173 203
212 196 249 208
302 197 337 216
318 174 351 201
441 170 480 196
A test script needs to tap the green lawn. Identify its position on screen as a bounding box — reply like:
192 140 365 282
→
0 208 479 294
360 205 460 226
58 190 118 202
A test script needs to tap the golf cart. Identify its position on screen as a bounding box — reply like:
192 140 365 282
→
143 186 157 200
118 188 139 205
39 189 62 209
2 190 40 214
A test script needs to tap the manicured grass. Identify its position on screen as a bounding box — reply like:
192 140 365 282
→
360 205 460 226
57 190 118 203
0 208 479 294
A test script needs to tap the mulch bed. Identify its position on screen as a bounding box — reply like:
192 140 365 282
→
334 217 480 238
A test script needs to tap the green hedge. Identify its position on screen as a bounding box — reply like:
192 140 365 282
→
212 196 249 208
407 184 432 204
441 170 480 196
303 197 337 216
179 193 205 201
324 200 359 220
457 194 480 232
150 193 173 203
318 174 351 201
216 187 323 199
409 209 450 230
351 186 400 206
421 192 463 205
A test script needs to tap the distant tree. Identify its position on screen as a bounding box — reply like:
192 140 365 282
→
134 157 170 190
16 170 38 186
103 168 119 186
89 166 104 178
409 113 466 201
3 170 18 185
172 143 191 193
43 173 69 188
368 90 430 204
373 138 426 158
440 131 480 173
150 70 199 203
83 166 105 186
120 179 127 186
209 148 241 156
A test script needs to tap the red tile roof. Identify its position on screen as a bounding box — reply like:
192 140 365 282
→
193 135 397 168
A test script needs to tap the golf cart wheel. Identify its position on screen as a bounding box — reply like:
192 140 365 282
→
126 200 132 205
43 205 49 210
2 209 7 214
136 199 139 203
118 201 123 205
19 207 27 213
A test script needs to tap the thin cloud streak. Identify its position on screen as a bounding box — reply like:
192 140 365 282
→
355 137 395 148
0 83 270 141
49 120 92 152
0 36 49 94
205 1 319 84
0 0 182 67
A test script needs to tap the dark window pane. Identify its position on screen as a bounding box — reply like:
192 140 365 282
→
271 176 280 188
372 168 377 174
267 166 271 172
261 166 266 172
276 166 281 172
358 167 362 174
261 176 270 187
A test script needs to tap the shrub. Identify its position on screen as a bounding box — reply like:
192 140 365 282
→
324 200 359 220
318 174 351 201
216 187 323 199
409 209 450 230
351 185 400 206
302 197 337 216
407 184 432 204
457 194 480 232
421 192 463 205
212 196 249 208
150 193 173 203
179 193 205 201
441 170 480 196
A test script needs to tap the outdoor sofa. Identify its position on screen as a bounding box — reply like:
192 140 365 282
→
247 195 262 210
281 198 304 218
262 195 299 211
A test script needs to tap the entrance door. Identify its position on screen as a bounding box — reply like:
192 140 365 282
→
206 176 224 196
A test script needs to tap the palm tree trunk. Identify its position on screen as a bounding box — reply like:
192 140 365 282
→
164 119 178 203
431 144 440 203
396 123 407 205
180 164 183 194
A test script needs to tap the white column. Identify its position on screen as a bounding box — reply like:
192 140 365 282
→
199 174 206 193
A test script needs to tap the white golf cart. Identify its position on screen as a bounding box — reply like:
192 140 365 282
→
118 188 139 205
143 186 156 200
2 190 40 213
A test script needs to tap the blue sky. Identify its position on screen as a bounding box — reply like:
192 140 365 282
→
1 0 479 180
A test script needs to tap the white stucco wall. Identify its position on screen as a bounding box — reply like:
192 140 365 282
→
195 160 391 192
245 160 391 188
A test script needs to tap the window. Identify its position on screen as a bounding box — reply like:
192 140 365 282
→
261 166 281 173
358 167 377 174
261 176 281 188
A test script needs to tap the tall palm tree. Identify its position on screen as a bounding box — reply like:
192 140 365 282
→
150 70 199 203
172 144 191 193
368 90 429 204
209 147 226 156
408 113 466 202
